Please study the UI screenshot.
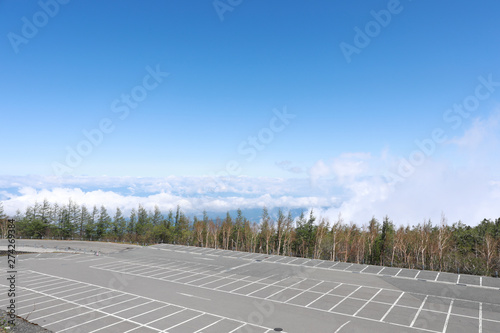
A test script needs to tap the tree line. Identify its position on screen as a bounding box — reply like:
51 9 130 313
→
1 200 499 277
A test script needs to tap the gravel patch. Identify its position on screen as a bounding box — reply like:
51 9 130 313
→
0 310 52 333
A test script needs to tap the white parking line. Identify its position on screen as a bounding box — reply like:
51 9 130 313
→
246 277 289 297
29 304 82 321
21 276 53 284
334 320 351 333
479 302 482 333
213 278 243 290
198 275 235 287
84 293 128 307
275 256 289 263
24 278 64 288
50 284 95 297
15 271 277 333
60 254 83 260
113 300 155 315
100 296 141 310
127 304 170 320
159 271 191 280
395 269 403 277
226 274 273 293
173 273 205 283
149 269 172 277
265 278 308 300
184 272 227 284
229 323 246 333
88 318 125 333
125 266 160 274
75 257 107 263
38 282 82 293
353 289 383 316
17 297 61 313
284 281 323 304
193 318 224 333
86 255 495 333
44 308 97 327
410 295 428 327
343 264 353 271
15 294 47 307
225 262 254 272
328 286 362 311
434 272 441 281
380 292 405 322
148 308 187 326
442 300 454 333
58 313 115 333
163 312 205 331
178 292 211 301
305 288 334 307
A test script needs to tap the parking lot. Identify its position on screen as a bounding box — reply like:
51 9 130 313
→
1 241 499 332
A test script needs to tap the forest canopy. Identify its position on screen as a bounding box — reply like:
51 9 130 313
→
1 200 499 277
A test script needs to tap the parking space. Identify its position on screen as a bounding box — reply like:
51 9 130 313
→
156 244 500 292
0 270 283 333
90 253 500 333
2 242 499 332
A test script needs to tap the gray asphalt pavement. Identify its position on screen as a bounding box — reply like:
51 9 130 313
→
0 241 499 332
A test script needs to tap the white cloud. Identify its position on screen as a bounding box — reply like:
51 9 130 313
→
448 111 499 149
308 111 500 226
0 175 337 218
2 112 499 226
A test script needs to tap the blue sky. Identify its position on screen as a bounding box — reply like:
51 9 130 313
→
1 0 500 225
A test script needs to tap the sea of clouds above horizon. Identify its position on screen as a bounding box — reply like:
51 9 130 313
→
2 112 499 227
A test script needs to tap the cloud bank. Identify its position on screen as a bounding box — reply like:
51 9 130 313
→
1 112 499 226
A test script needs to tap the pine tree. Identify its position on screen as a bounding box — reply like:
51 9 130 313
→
96 205 111 239
136 204 149 236
233 209 244 251
151 205 163 226
80 205 92 239
128 208 137 238
113 207 127 240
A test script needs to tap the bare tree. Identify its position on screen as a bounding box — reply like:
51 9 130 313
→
331 213 342 261
437 213 452 271
275 209 285 255
481 234 498 273
314 218 328 259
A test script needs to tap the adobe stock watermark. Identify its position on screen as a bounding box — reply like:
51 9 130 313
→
51 64 168 176
386 74 499 184
213 0 243 22
205 106 295 192
7 0 70 54
339 0 406 64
